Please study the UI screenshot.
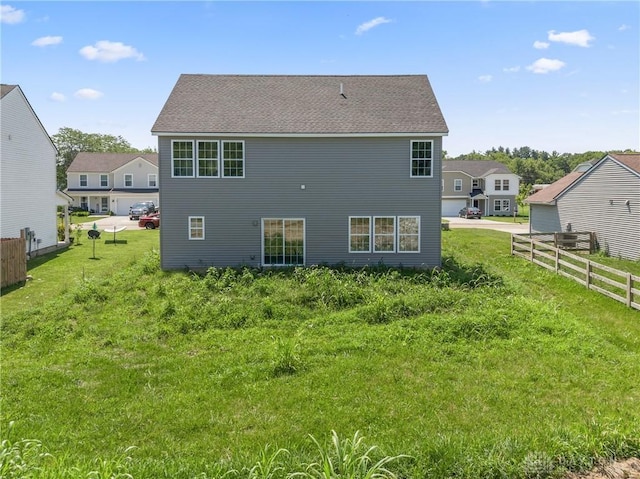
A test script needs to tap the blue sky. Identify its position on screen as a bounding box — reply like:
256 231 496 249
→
2 1 638 156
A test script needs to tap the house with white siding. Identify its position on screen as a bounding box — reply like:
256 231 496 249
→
441 160 520 217
1 84 69 256
152 74 448 270
65 152 158 216
526 153 640 260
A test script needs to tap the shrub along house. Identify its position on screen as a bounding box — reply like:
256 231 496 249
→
151 74 448 270
526 153 640 260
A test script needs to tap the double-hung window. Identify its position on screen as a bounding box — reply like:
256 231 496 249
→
188 216 205 240
198 141 219 177
502 179 510 191
148 174 157 187
124 174 133 187
454 179 462 192
349 217 371 253
349 216 420 253
222 141 244 177
80 174 87 187
100 174 108 187
494 199 510 212
172 140 195 177
410 140 433 177
495 179 502 191
398 216 420 252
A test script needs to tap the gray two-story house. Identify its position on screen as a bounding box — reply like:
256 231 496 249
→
442 160 520 217
152 74 448 270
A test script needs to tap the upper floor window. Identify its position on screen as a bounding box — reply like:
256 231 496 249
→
80 174 87 187
222 141 244 178
172 140 194 177
410 140 433 177
495 179 509 191
124 174 133 187
100 174 108 187
454 179 462 192
198 141 219 177
148 174 157 187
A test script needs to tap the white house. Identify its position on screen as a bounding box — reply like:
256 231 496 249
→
1 84 69 256
65 152 158 216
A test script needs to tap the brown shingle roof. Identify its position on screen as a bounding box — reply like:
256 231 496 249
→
67 152 158 173
525 171 585 204
151 74 448 135
442 160 513 177
609 153 640 174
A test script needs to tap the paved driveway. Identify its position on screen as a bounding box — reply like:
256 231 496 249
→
444 216 530 234
75 215 145 230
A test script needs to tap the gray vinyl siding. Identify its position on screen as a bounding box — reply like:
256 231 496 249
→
158 136 443 269
531 158 640 260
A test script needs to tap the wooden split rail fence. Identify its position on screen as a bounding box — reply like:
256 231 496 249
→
511 233 639 310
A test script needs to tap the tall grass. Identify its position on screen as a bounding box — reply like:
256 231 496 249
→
2 229 639 478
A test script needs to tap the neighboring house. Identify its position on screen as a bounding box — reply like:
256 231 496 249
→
152 74 448 270
441 160 520 216
65 152 159 215
526 153 640 260
1 84 70 256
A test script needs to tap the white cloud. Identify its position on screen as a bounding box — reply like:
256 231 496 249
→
503 66 520 73
0 5 25 24
618 24 630 31
79 40 145 62
533 40 549 50
478 75 493 83
526 58 566 74
32 36 63 47
74 88 104 100
548 29 595 47
50 92 66 102
355 17 392 35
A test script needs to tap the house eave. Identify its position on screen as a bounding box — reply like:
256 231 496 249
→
151 131 449 138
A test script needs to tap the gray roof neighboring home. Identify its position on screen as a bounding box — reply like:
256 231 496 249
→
152 74 449 135
525 153 640 205
442 160 514 177
1 84 18 99
67 152 158 172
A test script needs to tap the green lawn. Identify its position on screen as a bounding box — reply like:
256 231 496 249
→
2 229 638 478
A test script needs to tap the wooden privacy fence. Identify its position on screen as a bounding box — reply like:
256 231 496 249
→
1 236 27 289
511 233 639 310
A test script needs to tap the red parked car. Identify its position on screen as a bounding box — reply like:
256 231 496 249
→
138 212 159 229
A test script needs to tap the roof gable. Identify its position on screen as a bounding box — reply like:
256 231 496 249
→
442 160 514 177
152 74 448 136
67 152 158 173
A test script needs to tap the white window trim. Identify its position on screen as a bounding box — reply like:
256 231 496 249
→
397 216 420 253
79 174 88 187
348 216 372 253
100 174 109 188
261 218 306 267
196 140 220 178
409 140 434 178
188 216 205 240
172 139 195 178
221 140 245 179
373 216 396 253
124 174 133 187
454 179 462 192
502 179 510 191
148 173 157 187
502 199 510 212
495 179 502 191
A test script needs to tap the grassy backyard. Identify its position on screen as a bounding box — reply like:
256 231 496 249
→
1 229 639 478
